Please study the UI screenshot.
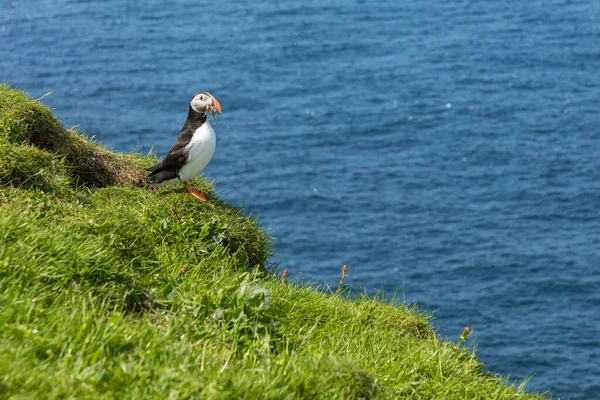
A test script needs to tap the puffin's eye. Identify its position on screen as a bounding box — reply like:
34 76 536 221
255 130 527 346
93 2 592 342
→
200 95 205 101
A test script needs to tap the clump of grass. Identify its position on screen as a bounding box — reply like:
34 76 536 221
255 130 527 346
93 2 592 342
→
0 85 149 188
0 84 547 399
0 140 70 192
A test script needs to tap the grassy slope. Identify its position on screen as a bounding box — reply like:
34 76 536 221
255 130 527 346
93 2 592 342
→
0 85 545 399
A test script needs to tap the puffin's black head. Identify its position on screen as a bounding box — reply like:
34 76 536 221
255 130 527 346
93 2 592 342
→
190 92 222 116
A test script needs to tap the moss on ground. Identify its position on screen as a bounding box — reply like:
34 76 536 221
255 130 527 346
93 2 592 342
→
0 85 546 399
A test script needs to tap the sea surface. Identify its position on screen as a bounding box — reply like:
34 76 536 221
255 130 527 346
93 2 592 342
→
2 1 599 398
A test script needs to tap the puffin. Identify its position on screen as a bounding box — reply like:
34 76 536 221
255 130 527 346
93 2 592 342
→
147 92 222 202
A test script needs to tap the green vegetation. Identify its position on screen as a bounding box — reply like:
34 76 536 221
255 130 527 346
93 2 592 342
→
0 85 545 399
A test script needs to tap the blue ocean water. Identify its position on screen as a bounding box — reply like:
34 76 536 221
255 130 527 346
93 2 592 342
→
2 0 599 397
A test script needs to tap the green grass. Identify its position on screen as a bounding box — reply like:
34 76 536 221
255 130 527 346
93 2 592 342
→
0 84 547 399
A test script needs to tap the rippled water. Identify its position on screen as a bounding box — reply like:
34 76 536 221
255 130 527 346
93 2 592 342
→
2 1 600 398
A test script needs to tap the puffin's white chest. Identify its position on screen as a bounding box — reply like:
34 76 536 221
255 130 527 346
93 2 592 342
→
179 121 216 182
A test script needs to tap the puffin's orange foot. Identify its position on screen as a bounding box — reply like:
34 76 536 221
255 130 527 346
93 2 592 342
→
184 183 207 202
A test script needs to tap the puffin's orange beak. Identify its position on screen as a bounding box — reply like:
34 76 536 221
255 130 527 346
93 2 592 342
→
212 97 222 113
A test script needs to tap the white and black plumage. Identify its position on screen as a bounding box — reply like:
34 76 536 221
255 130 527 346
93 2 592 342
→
147 92 222 202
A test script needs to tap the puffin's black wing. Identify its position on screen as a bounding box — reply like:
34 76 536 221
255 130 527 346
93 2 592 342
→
149 168 179 184
146 148 187 175
146 107 206 185
146 120 199 175
147 148 188 185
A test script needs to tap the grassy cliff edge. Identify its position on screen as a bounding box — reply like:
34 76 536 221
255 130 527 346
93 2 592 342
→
0 85 545 399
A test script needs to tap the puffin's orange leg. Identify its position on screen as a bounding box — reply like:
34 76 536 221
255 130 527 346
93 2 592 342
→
184 183 207 202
